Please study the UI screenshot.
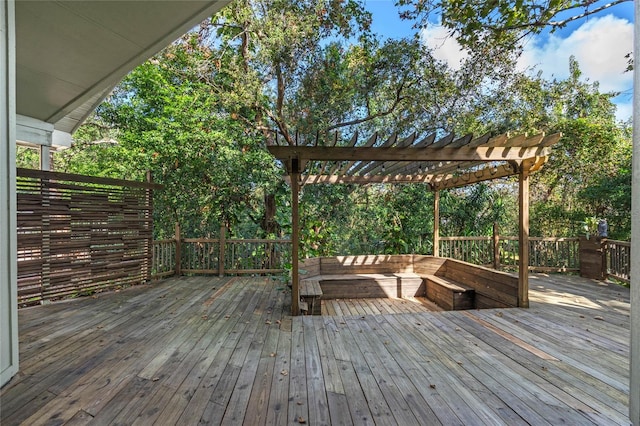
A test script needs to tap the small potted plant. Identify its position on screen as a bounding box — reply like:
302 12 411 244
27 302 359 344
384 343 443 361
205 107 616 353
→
581 216 598 240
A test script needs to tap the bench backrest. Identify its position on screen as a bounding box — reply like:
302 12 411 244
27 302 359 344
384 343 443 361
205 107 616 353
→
300 254 520 308
440 258 518 308
301 255 414 277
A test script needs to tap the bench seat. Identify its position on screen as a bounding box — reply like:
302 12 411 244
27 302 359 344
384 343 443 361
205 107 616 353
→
314 273 424 299
423 274 475 311
300 278 323 297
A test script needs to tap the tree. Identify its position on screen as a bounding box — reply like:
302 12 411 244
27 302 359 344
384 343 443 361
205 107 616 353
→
59 34 282 238
60 1 631 251
16 146 40 169
208 0 519 143
397 0 631 53
210 0 375 143
451 57 632 238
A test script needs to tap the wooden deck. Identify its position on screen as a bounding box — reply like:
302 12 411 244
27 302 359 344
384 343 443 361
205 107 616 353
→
322 296 442 316
1 273 630 425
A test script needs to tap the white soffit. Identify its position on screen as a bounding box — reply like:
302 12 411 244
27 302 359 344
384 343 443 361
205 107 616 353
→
15 0 230 135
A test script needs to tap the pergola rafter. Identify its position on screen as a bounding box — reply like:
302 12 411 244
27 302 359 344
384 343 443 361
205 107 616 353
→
267 130 561 315
270 131 560 185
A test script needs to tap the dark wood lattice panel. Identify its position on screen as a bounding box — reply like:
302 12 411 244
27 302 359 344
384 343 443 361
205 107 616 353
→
16 168 159 306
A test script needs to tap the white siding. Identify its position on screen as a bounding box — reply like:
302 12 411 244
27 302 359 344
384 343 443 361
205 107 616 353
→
631 3 640 423
0 0 18 387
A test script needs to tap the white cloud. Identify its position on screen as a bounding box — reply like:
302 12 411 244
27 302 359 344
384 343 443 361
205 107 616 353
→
519 15 633 95
420 25 468 71
420 15 633 120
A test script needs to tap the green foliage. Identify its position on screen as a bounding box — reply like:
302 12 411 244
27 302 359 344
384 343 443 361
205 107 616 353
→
16 146 40 169
577 144 631 240
439 184 511 236
445 58 631 239
581 216 599 239
397 0 631 53
59 36 283 239
57 1 631 256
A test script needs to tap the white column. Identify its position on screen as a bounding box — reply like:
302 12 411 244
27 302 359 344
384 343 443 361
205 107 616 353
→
0 0 19 387
40 145 51 170
629 2 640 423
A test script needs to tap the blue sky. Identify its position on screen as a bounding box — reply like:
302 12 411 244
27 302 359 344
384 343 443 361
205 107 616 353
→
363 0 634 121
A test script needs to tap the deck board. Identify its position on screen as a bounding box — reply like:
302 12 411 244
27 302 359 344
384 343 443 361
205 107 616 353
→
1 273 631 425
322 296 438 316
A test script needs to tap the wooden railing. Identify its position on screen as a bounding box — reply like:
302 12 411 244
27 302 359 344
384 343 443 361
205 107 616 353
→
151 225 291 278
183 238 291 275
440 234 632 283
438 236 494 266
605 240 630 283
152 239 177 278
439 236 580 272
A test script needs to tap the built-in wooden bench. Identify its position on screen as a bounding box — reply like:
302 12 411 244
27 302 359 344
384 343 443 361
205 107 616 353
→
298 254 519 314
415 256 518 309
422 274 474 310
314 272 424 299
299 272 424 315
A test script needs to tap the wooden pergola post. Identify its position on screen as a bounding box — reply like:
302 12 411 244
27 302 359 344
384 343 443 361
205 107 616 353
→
493 222 500 270
433 190 440 257
518 167 530 308
290 162 301 315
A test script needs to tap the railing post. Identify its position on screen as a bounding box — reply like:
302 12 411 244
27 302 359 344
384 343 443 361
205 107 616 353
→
602 238 609 280
174 222 181 276
493 222 500 270
219 224 226 277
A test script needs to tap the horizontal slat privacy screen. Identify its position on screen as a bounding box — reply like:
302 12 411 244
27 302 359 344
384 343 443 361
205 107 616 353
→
16 168 156 306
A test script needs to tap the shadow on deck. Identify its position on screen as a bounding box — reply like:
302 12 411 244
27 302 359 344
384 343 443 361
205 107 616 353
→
1 273 630 425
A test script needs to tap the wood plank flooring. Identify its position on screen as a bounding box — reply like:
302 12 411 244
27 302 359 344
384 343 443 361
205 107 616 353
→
1 273 631 425
322 296 442 316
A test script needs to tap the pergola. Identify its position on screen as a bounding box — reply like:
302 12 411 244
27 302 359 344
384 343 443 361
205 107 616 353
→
267 130 562 314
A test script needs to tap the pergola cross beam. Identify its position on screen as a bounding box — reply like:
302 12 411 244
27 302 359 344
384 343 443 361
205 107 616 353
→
268 145 553 164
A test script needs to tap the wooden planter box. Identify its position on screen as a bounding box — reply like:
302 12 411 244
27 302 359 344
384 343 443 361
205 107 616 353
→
579 237 606 280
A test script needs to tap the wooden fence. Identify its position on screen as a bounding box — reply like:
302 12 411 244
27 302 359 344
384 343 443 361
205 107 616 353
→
605 240 630 283
152 239 177 278
155 229 628 282
17 169 629 306
439 236 581 272
17 168 159 306
151 225 291 278
440 234 630 283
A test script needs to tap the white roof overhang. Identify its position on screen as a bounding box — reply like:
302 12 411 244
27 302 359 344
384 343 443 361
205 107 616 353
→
16 0 230 145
